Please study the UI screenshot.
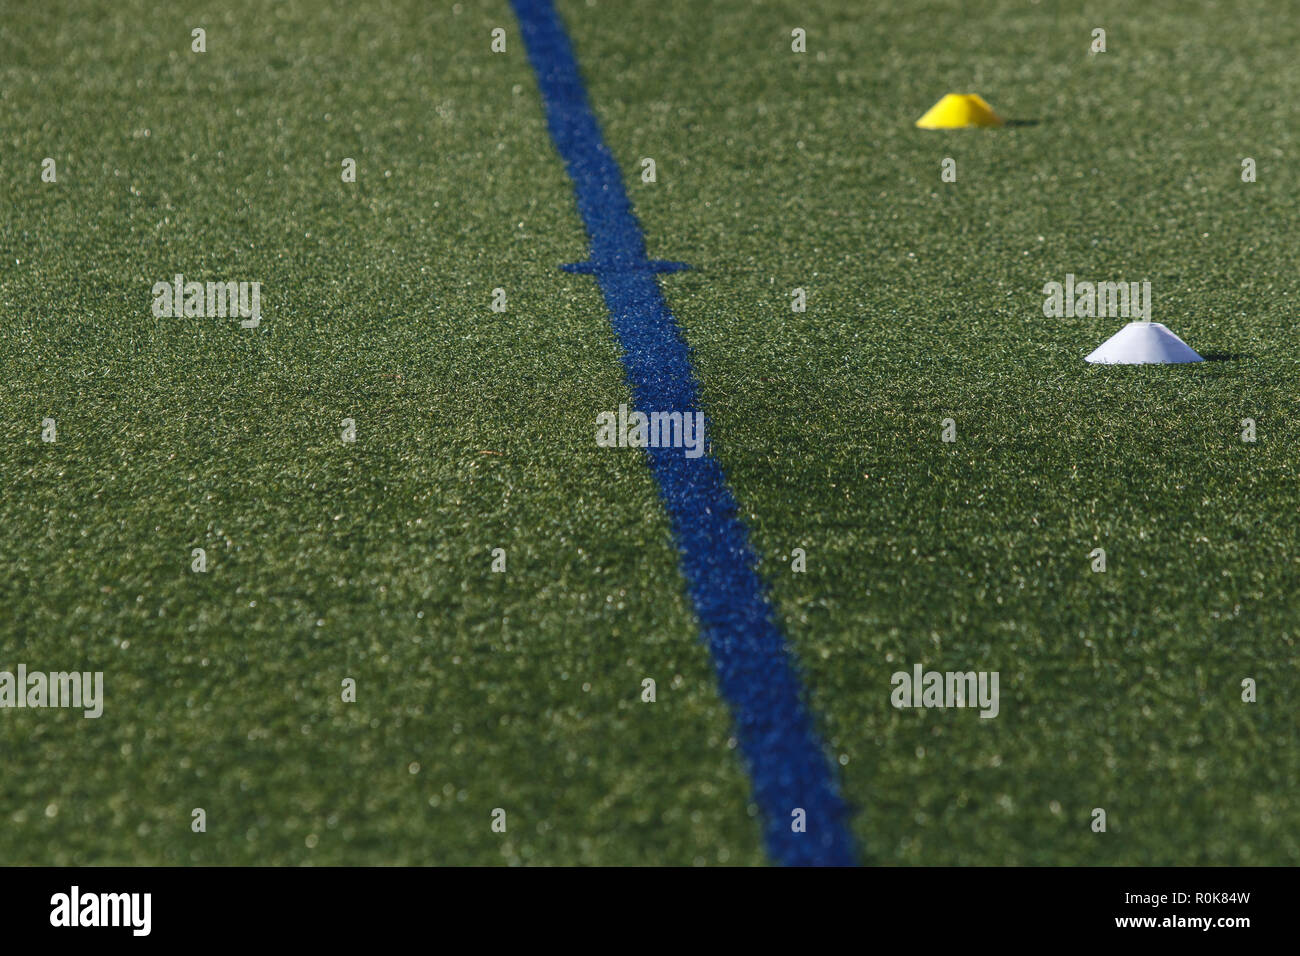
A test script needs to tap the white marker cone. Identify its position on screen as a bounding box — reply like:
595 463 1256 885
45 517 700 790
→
1085 322 1203 364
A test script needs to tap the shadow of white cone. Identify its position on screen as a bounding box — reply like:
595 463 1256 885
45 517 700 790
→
1085 322 1203 364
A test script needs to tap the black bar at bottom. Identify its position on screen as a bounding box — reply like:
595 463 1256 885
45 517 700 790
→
0 865 1281 942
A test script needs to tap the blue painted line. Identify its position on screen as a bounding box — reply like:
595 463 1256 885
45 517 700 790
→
510 0 856 866
561 259 690 275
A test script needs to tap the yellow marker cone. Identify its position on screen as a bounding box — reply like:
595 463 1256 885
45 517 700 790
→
915 93 1004 129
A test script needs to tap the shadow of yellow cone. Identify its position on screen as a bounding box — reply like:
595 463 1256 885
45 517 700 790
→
915 93 1004 129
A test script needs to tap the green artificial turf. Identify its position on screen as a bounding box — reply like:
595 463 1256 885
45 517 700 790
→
2 0 1298 864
